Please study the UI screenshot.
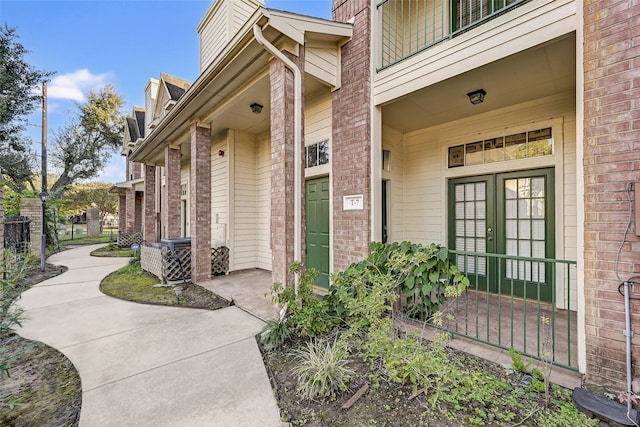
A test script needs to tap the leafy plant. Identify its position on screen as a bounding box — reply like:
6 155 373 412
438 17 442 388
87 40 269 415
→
0 252 30 339
387 241 469 320
260 305 291 350
291 338 355 401
267 262 335 341
509 347 532 374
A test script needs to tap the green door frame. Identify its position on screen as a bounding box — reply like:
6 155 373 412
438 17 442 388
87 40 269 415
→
448 168 555 301
305 177 330 288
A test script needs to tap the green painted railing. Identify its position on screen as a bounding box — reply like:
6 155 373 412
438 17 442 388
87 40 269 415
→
376 0 528 70
441 250 578 371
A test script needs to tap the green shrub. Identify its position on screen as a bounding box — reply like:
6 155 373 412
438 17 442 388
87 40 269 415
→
327 242 468 323
0 253 30 339
291 338 355 401
268 262 335 341
260 306 291 350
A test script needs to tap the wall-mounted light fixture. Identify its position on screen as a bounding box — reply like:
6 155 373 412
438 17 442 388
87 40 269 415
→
466 89 486 105
218 150 225 157
250 103 263 114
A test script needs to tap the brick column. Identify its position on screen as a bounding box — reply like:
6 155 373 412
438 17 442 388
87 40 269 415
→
332 0 372 271
20 198 42 258
269 49 305 287
118 194 126 232
125 189 136 232
164 146 181 238
583 1 640 389
135 192 143 232
144 164 157 244
190 122 211 282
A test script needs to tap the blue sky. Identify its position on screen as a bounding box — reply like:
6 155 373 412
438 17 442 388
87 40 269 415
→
1 0 332 183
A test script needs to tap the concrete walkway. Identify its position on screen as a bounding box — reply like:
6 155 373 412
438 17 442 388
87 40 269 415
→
17 244 281 427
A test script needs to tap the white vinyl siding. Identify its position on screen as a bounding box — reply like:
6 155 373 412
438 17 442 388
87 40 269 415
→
304 89 332 178
232 131 259 270
231 0 258 33
305 90 332 143
389 92 576 307
211 133 228 246
305 47 340 89
198 0 262 72
180 163 190 237
144 79 159 136
199 1 229 72
256 134 271 270
382 125 404 243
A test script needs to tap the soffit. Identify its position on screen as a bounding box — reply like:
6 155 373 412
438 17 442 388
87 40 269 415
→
381 34 576 133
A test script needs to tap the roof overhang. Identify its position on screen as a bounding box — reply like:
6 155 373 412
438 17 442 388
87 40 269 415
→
130 8 351 165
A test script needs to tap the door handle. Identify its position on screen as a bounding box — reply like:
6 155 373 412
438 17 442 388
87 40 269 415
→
488 236 493 241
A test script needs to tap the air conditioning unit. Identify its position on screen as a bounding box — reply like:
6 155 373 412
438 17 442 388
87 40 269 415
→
160 238 191 251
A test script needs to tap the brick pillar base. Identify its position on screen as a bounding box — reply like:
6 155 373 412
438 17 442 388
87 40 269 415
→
269 49 305 287
144 165 157 244
332 0 372 271
164 146 181 239
582 0 640 389
125 190 136 232
190 123 211 282
118 194 126 232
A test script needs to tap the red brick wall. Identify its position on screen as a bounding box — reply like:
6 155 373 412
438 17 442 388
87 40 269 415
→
125 189 139 232
135 192 143 233
583 0 640 388
332 0 372 271
144 164 157 244
164 146 181 239
118 194 126 232
190 123 212 281
269 49 305 286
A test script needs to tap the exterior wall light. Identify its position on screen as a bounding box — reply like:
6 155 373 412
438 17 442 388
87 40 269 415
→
467 89 486 105
250 103 263 114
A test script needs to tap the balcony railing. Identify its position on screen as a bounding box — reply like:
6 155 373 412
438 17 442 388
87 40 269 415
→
436 250 578 371
377 0 528 70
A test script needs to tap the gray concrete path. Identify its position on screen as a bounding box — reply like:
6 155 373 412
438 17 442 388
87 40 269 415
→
17 244 281 427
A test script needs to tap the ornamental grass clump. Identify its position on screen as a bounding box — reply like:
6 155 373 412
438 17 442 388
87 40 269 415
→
291 338 355 401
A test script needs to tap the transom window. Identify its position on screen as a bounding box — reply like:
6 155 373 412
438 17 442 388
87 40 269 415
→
306 140 329 168
448 127 552 168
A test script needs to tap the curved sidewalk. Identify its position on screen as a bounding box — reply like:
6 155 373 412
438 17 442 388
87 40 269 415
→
17 244 281 427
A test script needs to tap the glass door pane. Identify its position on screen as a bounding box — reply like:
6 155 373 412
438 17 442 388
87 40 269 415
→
454 181 487 275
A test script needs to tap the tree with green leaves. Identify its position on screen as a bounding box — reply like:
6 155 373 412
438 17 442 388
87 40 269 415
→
48 85 125 199
0 24 52 192
59 182 118 230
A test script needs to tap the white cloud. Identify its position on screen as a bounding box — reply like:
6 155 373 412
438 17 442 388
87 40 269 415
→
48 69 111 103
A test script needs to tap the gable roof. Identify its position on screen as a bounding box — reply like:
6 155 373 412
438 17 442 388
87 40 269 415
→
134 108 145 138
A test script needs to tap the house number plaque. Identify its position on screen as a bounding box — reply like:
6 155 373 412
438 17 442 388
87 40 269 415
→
343 195 364 210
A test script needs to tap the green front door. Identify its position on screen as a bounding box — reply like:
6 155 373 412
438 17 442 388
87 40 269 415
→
306 177 330 288
448 169 555 301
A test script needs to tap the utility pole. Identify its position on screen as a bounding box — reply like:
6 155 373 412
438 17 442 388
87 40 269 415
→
40 81 48 272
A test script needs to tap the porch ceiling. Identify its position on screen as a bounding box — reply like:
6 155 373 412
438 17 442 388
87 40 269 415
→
380 34 576 133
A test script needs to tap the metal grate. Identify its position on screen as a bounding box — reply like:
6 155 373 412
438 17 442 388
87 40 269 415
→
4 216 31 254
377 0 527 70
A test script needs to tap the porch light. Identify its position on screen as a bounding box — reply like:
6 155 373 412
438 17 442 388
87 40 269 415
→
250 103 263 114
467 89 486 105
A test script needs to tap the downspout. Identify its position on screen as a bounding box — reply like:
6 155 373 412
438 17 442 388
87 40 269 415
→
253 23 302 294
